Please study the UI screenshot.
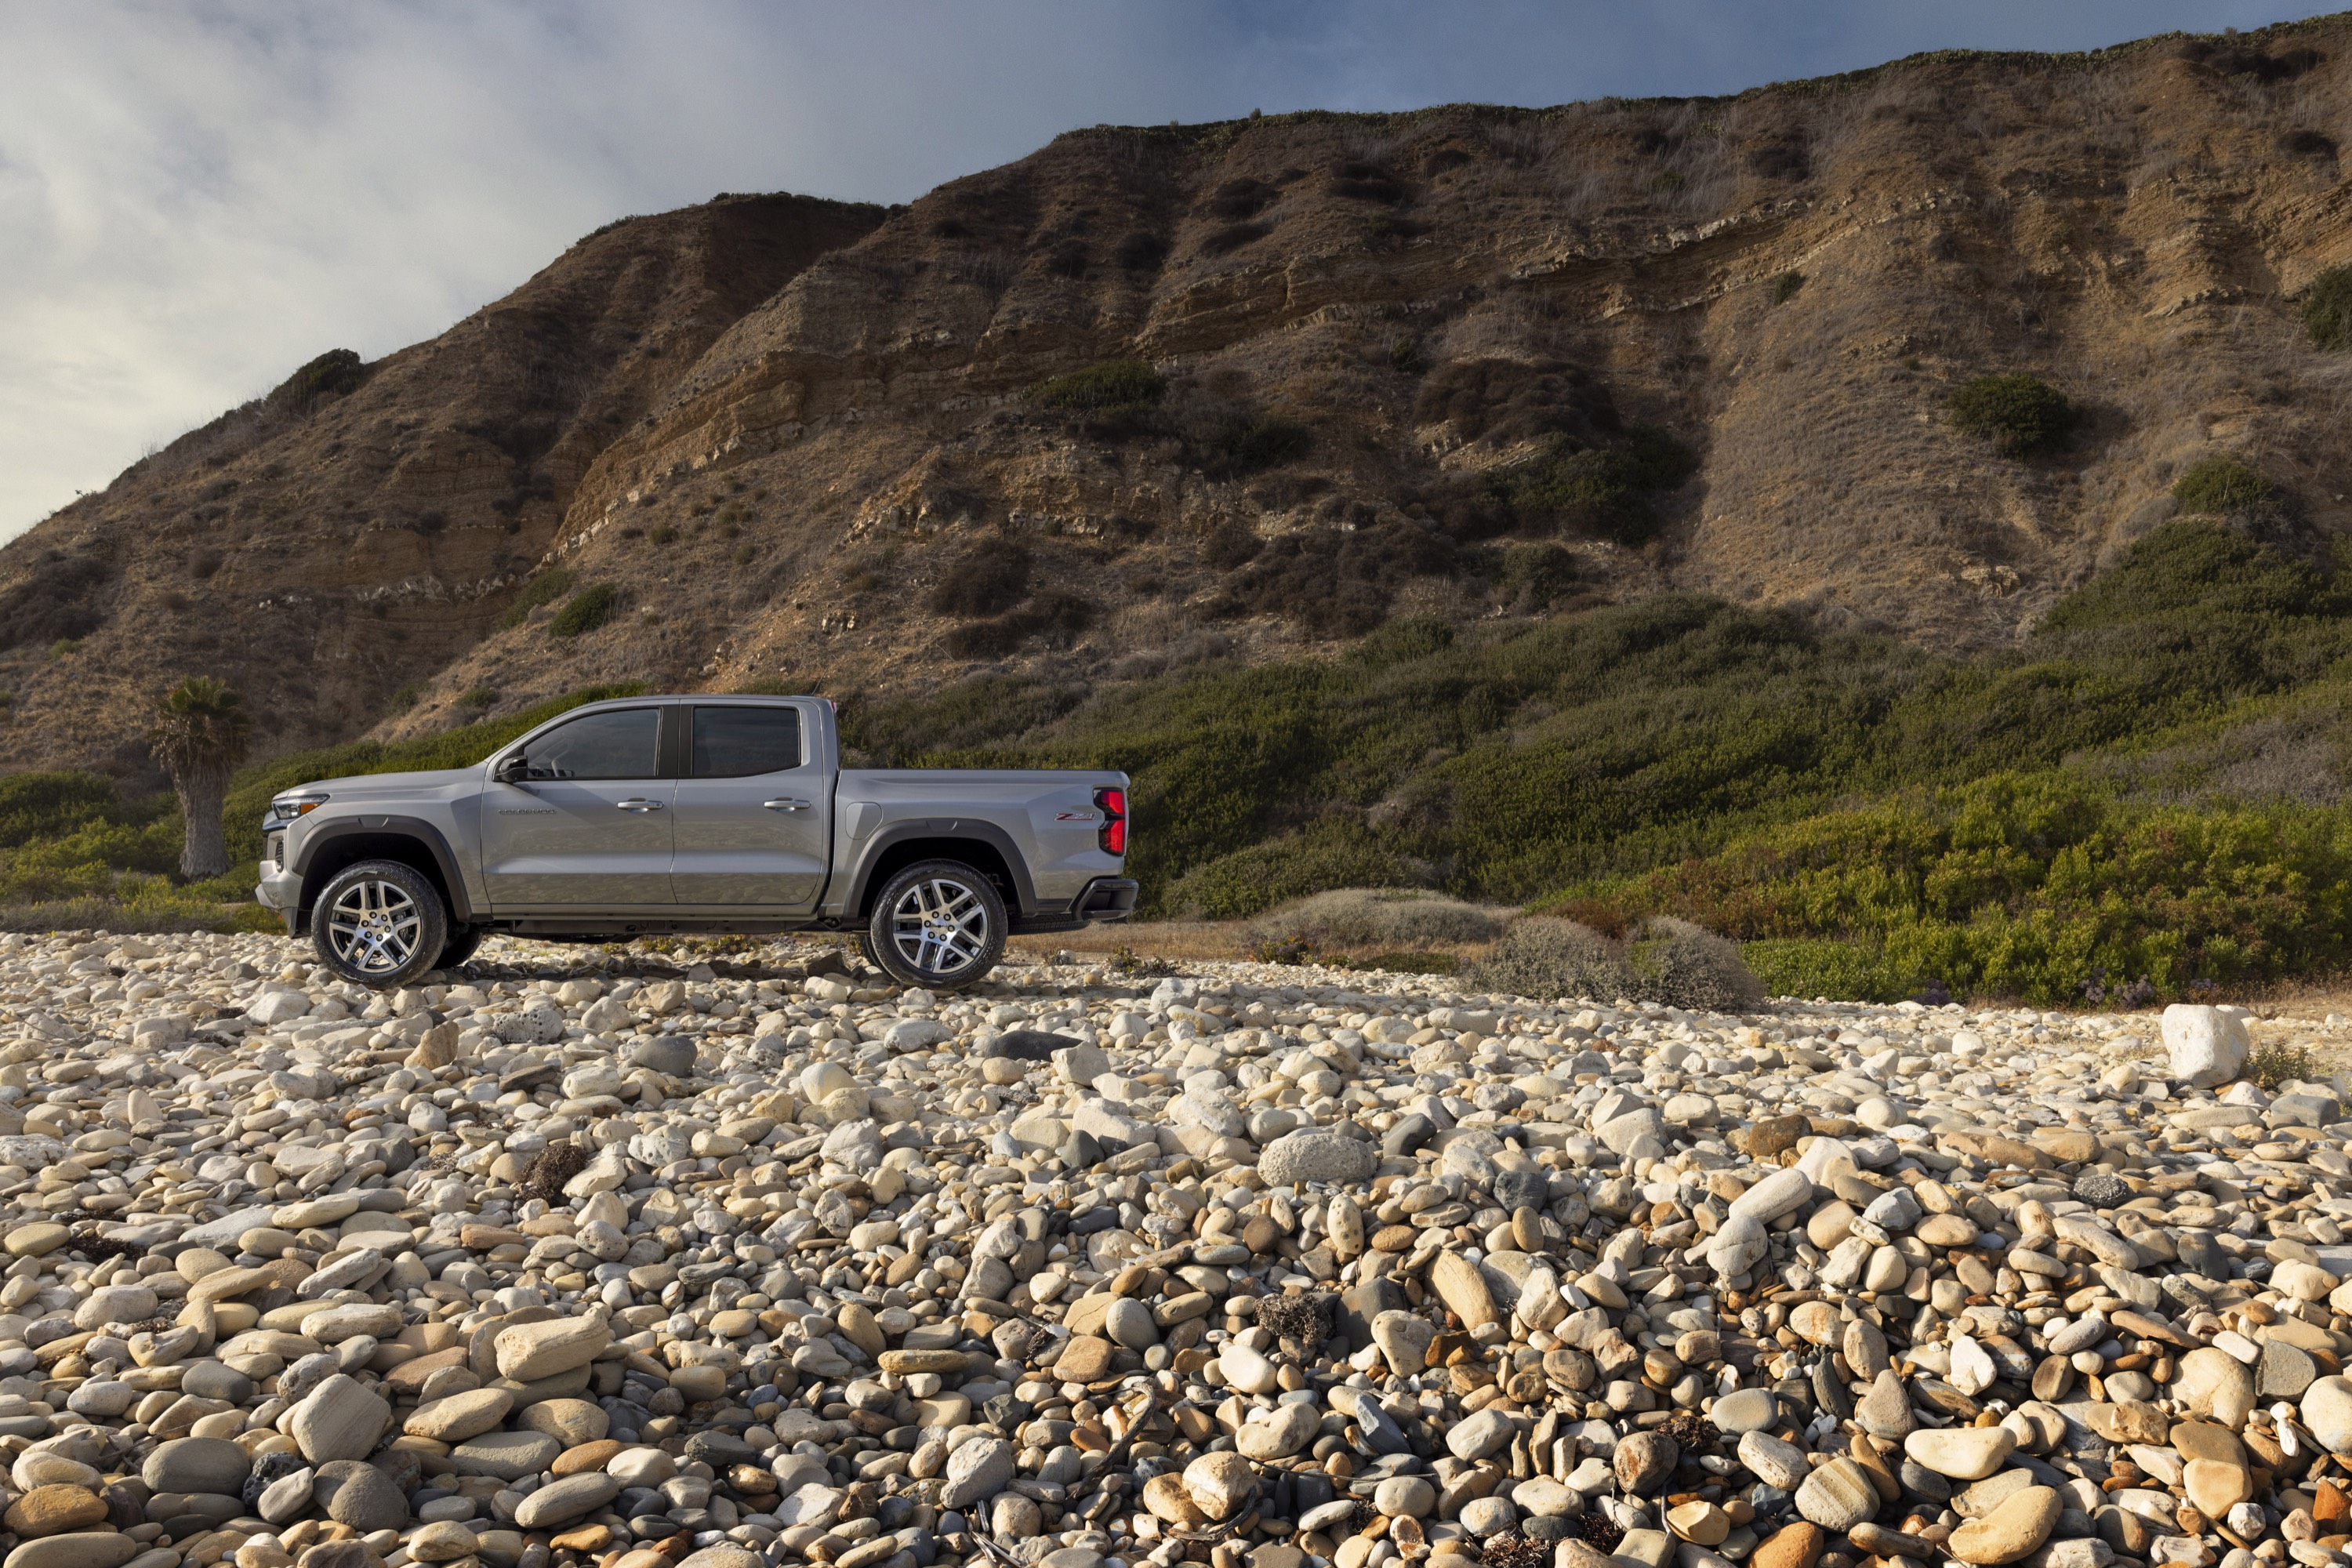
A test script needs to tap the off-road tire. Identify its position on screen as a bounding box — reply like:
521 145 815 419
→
866 859 1007 990
311 858 449 990
434 924 487 972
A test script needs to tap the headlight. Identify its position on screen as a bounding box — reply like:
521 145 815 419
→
271 793 330 822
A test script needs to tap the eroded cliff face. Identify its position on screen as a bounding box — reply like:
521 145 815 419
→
9 18 2352 775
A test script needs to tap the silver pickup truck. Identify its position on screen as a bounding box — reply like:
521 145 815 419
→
253 694 1135 991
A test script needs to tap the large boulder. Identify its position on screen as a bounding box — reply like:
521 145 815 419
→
2161 1004 2249 1089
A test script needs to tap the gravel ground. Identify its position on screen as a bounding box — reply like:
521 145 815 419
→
0 931 2347 1568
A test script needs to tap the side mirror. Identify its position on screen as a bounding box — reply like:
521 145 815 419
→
493 753 529 784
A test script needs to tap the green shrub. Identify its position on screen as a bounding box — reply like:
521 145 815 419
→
268 349 365 411
459 687 498 708
1389 337 1428 375
386 683 424 715
1217 416 1312 473
2247 1042 2318 1089
648 524 676 546
1032 360 1167 415
503 568 575 628
1252 887 1501 949
2303 264 2352 350
1739 938 1907 1003
1495 543 1579 609
1495 426 1695 544
1949 374 2076 456
549 584 619 637
1771 270 1805 305
0 773 121 850
2172 456 2273 515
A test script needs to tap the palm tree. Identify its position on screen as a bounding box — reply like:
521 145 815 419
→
151 678 251 880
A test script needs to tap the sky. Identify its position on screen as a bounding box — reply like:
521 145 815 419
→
0 0 2339 544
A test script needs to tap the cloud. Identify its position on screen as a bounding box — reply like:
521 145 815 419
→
0 0 2334 543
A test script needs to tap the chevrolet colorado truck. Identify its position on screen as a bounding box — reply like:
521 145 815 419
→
253 695 1135 991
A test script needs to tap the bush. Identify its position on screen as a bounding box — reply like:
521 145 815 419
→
2304 264 2352 351
1771 270 1805 305
1253 887 1502 949
503 568 575 628
1739 938 1905 1002
548 584 619 637
1467 915 1762 1009
1031 361 1167 416
1465 917 1632 1003
1216 417 1312 474
1949 374 2076 456
2247 1043 2318 1089
2172 456 2273 515
1494 543 1579 610
1494 427 1696 545
1622 916 1768 1012
267 349 365 412
0 773 120 850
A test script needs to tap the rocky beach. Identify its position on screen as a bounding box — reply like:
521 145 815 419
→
0 930 2342 1568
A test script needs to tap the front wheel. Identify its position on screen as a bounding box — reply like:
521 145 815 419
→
867 860 1007 990
311 859 449 989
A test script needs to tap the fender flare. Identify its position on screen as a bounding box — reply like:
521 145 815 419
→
839 820 1039 920
292 817 478 923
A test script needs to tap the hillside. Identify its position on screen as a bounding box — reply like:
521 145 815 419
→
0 194 886 775
7 18 2352 775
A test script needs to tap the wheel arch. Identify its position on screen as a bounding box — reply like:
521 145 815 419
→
294 822 472 927
848 830 1031 921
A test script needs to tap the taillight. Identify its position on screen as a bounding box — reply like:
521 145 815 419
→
1095 787 1127 855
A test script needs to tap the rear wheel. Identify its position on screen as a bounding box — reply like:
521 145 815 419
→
866 860 1006 990
311 859 449 989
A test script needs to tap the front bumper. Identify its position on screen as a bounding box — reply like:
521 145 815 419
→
255 862 302 933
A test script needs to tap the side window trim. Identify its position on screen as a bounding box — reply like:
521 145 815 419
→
659 705 690 780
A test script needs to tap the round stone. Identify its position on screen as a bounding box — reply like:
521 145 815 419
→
312 1460 407 1532
142 1438 251 1496
1711 1388 1777 1435
1103 1298 1157 1350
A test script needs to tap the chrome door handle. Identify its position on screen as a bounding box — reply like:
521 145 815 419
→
615 799 667 812
764 799 812 811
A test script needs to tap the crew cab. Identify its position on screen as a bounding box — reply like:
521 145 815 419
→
253 695 1135 989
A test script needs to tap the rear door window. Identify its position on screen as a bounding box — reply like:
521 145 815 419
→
692 706 803 777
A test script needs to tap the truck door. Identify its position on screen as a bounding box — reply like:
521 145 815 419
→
480 706 674 907
670 703 829 908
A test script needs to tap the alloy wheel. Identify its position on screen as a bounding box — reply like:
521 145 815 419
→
888 876 989 977
325 878 423 976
